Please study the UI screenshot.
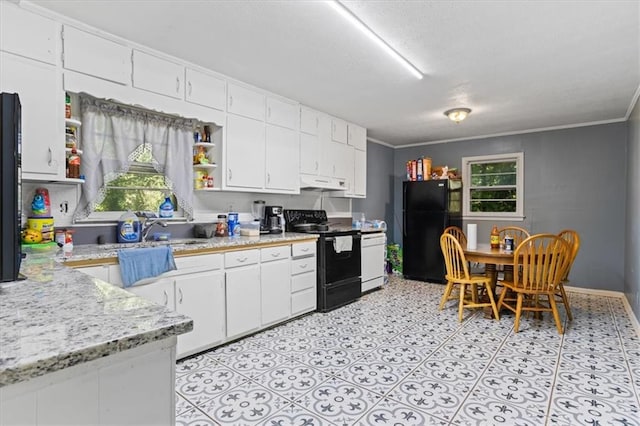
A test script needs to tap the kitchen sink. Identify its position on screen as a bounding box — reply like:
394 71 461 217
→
98 239 205 250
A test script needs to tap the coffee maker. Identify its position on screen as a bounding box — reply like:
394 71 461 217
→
262 205 283 234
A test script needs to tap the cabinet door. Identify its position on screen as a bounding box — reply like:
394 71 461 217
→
354 148 367 197
300 133 319 175
347 123 367 151
265 124 299 192
317 113 334 177
175 271 225 357
331 117 348 144
227 83 265 121
0 3 57 65
76 265 110 282
261 259 291 326
132 50 183 99
127 278 175 309
300 106 319 135
0 52 63 178
266 97 298 130
225 114 264 190
328 141 351 179
185 68 226 111
226 264 261 338
63 26 131 85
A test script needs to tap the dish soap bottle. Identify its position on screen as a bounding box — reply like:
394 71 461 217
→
159 196 174 219
490 225 500 249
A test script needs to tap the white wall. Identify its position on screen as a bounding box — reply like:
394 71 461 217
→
625 95 640 320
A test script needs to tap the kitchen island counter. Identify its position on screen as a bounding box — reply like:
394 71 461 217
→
0 251 193 387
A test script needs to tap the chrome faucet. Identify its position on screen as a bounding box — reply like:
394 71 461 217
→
141 218 168 241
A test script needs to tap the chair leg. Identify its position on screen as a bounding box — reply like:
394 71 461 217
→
485 285 500 321
458 283 466 322
439 281 454 310
548 294 564 334
558 285 573 321
514 293 523 332
497 286 508 312
471 283 478 303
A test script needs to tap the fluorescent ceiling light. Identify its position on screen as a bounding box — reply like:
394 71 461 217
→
327 0 423 80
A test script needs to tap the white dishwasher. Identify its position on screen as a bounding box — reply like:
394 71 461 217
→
361 231 387 293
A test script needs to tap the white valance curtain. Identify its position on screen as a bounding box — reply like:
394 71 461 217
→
73 95 195 221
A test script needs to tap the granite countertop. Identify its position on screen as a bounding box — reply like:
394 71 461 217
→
63 232 319 266
0 232 319 387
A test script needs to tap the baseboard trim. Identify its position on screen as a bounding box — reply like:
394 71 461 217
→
565 286 640 337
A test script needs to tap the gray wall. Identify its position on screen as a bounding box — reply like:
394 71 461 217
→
626 99 640 320
353 141 395 237
393 123 628 292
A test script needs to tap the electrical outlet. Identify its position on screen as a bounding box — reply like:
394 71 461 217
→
59 201 69 215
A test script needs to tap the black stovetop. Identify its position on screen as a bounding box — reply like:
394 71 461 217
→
284 209 359 236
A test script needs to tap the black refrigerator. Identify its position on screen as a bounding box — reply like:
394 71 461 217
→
403 179 462 283
1 93 23 282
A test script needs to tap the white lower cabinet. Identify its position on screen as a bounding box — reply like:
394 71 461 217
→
0 339 175 426
73 241 318 357
261 246 291 326
225 249 261 339
290 242 317 315
175 271 225 357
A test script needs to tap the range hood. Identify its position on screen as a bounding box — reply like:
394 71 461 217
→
300 174 347 191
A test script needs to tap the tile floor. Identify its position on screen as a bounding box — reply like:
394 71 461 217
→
175 276 640 425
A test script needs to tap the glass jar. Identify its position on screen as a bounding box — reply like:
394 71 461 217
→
215 214 228 237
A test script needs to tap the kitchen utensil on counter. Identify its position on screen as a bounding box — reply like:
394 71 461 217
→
262 205 283 234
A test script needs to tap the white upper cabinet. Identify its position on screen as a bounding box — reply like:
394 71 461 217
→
266 97 298 130
132 50 183 99
300 132 319 175
227 83 265 121
225 114 265 190
331 117 348 144
1 52 63 178
0 4 57 65
185 68 226 111
300 106 320 135
318 113 336 177
63 26 130 85
353 148 367 197
265 125 299 192
348 123 367 151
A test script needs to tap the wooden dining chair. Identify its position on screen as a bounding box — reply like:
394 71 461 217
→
556 229 581 321
497 234 572 334
498 226 531 246
443 226 467 246
439 233 500 322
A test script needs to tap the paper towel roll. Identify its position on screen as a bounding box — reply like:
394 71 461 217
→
467 224 477 250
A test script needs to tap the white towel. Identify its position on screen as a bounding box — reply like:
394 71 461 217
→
333 236 353 253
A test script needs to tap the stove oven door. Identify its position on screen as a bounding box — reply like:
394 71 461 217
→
322 234 362 284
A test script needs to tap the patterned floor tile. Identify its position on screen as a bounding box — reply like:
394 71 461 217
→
174 278 640 426
262 402 338 426
354 397 448 425
295 376 382 425
196 380 290 425
252 358 331 401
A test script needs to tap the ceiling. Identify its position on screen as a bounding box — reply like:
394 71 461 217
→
31 0 640 147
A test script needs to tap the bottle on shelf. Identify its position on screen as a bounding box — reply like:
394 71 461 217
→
67 148 81 179
490 225 500 249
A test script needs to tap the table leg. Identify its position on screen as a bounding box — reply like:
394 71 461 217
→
483 264 498 319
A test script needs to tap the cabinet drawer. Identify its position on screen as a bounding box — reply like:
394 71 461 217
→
175 253 223 272
291 272 316 293
225 249 259 268
291 257 315 276
261 245 290 263
292 242 316 258
291 288 316 315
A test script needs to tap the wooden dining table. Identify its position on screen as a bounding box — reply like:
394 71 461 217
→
463 243 516 317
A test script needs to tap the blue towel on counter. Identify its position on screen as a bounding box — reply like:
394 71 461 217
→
117 246 177 288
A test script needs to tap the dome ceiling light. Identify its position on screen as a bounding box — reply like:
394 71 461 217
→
444 108 472 123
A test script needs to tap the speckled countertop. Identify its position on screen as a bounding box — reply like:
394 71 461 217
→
62 232 319 266
0 233 318 387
